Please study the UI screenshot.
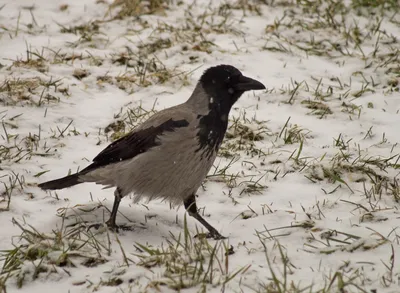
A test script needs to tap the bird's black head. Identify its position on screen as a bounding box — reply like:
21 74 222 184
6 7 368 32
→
194 65 265 159
200 64 265 109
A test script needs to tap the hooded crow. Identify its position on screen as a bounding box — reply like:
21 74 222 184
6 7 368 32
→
38 64 265 239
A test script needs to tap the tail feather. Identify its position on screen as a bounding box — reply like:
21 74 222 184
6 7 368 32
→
38 173 82 190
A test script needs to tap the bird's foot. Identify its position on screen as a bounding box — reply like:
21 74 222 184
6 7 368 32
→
86 222 108 232
114 223 135 231
195 231 227 240
86 221 135 233
206 232 227 240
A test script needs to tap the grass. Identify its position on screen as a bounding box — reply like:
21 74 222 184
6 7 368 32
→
304 228 388 253
0 173 24 212
305 147 400 205
301 100 333 117
1 0 400 292
104 53 191 93
108 0 172 19
252 237 379 293
220 112 271 158
0 115 59 166
103 102 158 141
0 77 63 107
0 216 109 289
277 117 311 145
134 216 248 290
352 0 400 11
0 213 249 291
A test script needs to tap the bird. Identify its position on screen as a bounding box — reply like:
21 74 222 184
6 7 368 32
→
38 64 265 239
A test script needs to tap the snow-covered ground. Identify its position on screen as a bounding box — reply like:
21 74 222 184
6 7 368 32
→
1 0 400 292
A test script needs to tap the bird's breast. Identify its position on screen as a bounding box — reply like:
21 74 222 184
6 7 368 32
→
195 110 228 159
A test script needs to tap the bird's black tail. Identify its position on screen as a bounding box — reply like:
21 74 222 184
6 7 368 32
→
38 173 82 190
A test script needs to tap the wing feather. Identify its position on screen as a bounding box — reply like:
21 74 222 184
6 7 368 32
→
81 118 189 173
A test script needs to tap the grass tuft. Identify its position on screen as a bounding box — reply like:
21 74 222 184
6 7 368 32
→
108 0 172 19
0 217 109 288
0 77 63 107
134 216 249 290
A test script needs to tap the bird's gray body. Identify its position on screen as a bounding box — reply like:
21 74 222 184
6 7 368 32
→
38 64 266 238
81 85 217 205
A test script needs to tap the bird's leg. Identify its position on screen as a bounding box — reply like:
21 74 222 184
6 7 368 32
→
184 194 226 240
105 187 122 230
87 188 122 232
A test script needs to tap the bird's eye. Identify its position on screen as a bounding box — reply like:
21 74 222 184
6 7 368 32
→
225 76 231 83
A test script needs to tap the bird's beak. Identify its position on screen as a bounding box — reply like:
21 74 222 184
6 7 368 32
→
234 75 266 91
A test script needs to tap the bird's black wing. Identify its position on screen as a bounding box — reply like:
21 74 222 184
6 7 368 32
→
81 118 189 173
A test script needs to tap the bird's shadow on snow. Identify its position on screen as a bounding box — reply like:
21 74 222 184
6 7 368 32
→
46 200 185 241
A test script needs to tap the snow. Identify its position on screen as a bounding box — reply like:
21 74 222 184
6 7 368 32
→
1 0 400 292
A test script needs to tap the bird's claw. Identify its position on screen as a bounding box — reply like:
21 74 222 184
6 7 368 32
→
86 222 134 233
114 223 135 231
207 232 227 240
86 222 107 232
194 232 227 240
